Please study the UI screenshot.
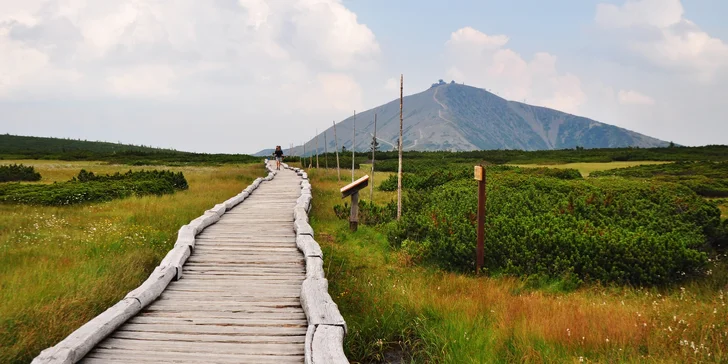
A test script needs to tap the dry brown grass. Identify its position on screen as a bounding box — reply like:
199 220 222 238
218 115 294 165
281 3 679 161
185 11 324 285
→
306 163 728 363
0 160 264 363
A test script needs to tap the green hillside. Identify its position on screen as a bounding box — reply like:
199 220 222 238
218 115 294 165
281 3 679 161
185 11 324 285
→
0 134 260 165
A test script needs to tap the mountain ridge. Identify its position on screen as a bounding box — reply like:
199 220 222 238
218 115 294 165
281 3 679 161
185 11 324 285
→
262 82 669 156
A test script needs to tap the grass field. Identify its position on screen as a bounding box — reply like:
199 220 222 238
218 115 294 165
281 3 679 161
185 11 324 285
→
305 165 728 363
511 161 669 177
0 160 264 363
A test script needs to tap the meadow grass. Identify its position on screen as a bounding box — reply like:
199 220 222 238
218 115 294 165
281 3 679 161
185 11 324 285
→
0 160 264 363
306 165 728 363
511 161 669 177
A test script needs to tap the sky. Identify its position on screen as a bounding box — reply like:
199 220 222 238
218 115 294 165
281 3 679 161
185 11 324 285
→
1 0 726 154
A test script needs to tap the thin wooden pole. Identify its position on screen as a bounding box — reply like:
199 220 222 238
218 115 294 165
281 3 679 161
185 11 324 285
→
303 141 306 168
477 165 486 273
397 74 403 220
370 113 377 201
351 111 356 182
316 130 320 169
324 132 329 170
333 120 340 181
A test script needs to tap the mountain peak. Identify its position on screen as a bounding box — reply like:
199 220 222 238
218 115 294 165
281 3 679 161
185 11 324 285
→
262 83 668 156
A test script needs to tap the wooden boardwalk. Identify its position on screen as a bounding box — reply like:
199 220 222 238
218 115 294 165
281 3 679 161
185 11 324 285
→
81 167 307 363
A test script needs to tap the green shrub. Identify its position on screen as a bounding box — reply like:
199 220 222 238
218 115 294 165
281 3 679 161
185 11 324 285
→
0 169 188 206
333 200 396 226
0 164 41 182
389 172 719 285
379 166 581 192
591 161 728 197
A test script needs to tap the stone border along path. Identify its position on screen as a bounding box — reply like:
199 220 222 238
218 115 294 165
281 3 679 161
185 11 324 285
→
33 161 348 364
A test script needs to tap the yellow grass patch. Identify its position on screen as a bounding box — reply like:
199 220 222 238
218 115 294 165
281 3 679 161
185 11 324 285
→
0 160 264 363
511 161 670 177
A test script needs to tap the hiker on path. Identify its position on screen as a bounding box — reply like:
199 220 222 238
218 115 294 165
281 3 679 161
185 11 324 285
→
273 145 284 170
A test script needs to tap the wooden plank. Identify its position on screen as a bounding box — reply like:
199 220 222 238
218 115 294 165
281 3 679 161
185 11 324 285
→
111 331 307 344
83 349 303 364
300 279 346 330
32 298 142 364
96 338 304 355
136 311 307 320
312 325 348 363
127 316 308 326
115 323 306 335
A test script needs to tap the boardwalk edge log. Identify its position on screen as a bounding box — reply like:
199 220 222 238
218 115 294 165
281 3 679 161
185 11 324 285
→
32 159 278 364
285 164 349 364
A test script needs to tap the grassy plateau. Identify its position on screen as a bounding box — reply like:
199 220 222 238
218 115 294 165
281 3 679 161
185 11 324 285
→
0 160 264 363
305 160 728 363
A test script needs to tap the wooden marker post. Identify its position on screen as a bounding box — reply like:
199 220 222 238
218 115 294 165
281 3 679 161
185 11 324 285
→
352 111 356 182
333 121 340 181
370 113 377 201
474 165 486 273
324 132 329 170
340 175 369 232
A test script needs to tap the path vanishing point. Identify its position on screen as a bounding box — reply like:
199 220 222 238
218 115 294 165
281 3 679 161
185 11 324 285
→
33 161 348 364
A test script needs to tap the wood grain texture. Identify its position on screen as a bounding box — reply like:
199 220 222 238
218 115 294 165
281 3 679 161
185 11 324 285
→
300 279 347 331
311 325 348 364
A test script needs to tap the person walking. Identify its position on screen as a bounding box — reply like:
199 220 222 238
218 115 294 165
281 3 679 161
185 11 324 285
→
273 145 284 170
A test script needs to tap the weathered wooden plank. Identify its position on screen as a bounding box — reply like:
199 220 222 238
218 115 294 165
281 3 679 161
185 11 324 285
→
124 265 176 307
297 235 323 257
96 338 304 355
311 325 348 364
159 245 191 280
136 311 307 320
115 323 306 335
305 324 315 364
294 219 314 237
111 331 307 344
83 349 303 364
306 257 325 279
32 298 142 364
300 279 347 331
127 316 308 326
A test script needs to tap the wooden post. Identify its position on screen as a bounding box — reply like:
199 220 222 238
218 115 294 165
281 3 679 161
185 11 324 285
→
352 111 356 182
475 165 486 273
333 121 340 181
341 175 368 233
370 113 376 201
324 132 329 170
316 130 320 169
350 191 359 232
303 141 306 168
397 74 403 220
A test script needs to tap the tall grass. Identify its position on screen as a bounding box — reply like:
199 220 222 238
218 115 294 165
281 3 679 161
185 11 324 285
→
308 166 728 363
0 160 264 363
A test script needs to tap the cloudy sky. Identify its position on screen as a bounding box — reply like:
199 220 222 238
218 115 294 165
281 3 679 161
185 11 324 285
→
1 0 726 153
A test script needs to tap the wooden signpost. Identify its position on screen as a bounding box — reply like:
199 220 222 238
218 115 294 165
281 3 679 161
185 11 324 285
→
340 175 369 232
474 165 486 273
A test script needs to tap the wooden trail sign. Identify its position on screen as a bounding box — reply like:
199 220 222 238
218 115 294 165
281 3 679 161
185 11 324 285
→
475 165 486 273
340 175 369 232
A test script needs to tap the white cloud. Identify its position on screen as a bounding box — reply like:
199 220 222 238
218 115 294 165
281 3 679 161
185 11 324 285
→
295 72 363 113
0 0 380 101
447 27 509 50
617 90 655 105
595 0 728 82
0 0 380 152
107 65 178 98
445 27 586 114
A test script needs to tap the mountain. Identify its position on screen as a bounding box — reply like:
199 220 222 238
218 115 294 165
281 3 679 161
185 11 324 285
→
269 82 669 156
